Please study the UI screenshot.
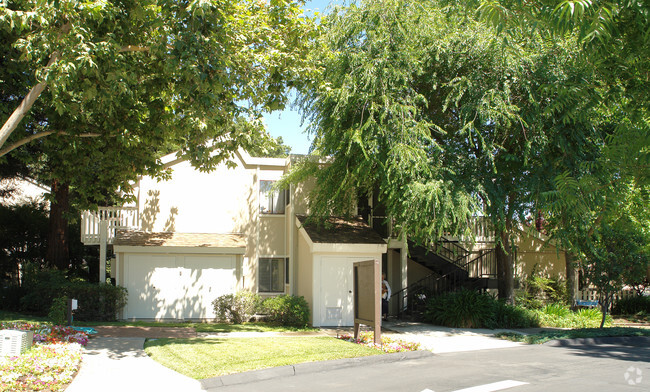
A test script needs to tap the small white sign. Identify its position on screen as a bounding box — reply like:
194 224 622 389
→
71 299 78 310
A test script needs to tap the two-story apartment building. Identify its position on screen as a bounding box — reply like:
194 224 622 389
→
81 149 402 326
81 148 574 326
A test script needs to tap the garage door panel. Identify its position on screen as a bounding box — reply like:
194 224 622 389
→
124 254 237 320
126 254 180 319
183 256 235 319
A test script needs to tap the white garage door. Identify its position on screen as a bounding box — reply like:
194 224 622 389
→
125 254 236 319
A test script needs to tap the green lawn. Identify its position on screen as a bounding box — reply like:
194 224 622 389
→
144 337 383 379
0 310 315 333
496 327 650 344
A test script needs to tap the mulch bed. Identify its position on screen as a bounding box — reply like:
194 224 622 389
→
92 326 197 338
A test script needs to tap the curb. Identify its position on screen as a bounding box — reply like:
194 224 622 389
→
200 350 433 390
545 336 650 347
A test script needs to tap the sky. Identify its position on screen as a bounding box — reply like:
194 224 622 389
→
262 0 342 155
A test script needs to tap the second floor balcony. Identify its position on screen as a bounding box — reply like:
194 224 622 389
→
81 206 140 245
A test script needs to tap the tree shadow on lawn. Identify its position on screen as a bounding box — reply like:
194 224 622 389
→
546 336 650 363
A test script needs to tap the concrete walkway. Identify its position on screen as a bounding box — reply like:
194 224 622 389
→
382 320 526 353
65 337 204 392
65 322 528 391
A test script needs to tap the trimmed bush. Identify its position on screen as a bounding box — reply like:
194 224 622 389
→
612 295 650 315
212 291 261 324
48 297 68 325
16 269 127 321
262 295 310 327
65 282 128 321
424 289 539 329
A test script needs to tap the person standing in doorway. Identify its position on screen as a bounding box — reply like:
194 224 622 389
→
381 272 391 321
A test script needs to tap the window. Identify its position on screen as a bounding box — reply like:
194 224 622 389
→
259 258 286 293
259 180 286 214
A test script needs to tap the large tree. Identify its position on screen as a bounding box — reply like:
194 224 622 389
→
1 0 314 271
480 0 650 306
288 0 599 302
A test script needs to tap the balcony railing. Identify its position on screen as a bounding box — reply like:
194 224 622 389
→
81 206 140 245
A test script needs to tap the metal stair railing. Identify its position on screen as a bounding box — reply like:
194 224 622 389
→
393 248 497 319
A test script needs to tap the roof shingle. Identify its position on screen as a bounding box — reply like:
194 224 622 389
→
113 231 247 248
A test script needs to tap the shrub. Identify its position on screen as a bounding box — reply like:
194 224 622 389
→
17 269 127 321
531 303 610 328
19 269 68 314
493 300 539 328
612 295 650 315
424 289 539 329
518 265 568 308
261 295 310 327
212 291 260 324
64 282 128 321
48 297 68 325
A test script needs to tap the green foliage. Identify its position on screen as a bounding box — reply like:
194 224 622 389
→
48 296 68 325
0 200 96 282
613 295 650 315
0 201 49 285
518 266 569 309
532 303 610 328
496 327 650 345
14 268 127 321
19 269 69 313
65 282 128 321
212 291 261 324
424 289 539 329
261 295 310 328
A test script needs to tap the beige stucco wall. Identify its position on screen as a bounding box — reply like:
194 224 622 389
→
296 230 314 323
259 216 286 256
131 151 293 295
407 258 433 286
513 231 566 279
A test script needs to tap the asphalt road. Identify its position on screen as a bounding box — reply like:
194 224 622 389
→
216 337 650 392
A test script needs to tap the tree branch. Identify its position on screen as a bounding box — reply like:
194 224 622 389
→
0 131 101 158
0 51 60 150
119 45 150 53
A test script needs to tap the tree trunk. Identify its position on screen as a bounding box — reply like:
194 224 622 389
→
566 252 578 310
46 179 70 270
496 229 514 304
599 295 609 329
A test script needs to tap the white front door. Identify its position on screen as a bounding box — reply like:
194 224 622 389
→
319 256 356 327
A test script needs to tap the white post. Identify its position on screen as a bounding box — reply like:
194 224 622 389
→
99 221 108 283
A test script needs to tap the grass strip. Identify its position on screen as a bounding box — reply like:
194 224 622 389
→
0 311 315 333
495 327 650 345
144 336 383 379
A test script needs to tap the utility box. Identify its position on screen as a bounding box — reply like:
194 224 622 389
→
0 330 34 356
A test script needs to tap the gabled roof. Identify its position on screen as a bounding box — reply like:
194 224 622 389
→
296 215 386 245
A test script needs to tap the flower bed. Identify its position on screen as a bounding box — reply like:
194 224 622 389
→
0 322 89 391
0 343 83 391
337 331 421 353
0 322 89 346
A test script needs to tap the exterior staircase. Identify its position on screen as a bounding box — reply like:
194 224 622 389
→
393 239 498 319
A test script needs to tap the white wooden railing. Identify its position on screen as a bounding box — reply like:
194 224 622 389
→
81 206 140 245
